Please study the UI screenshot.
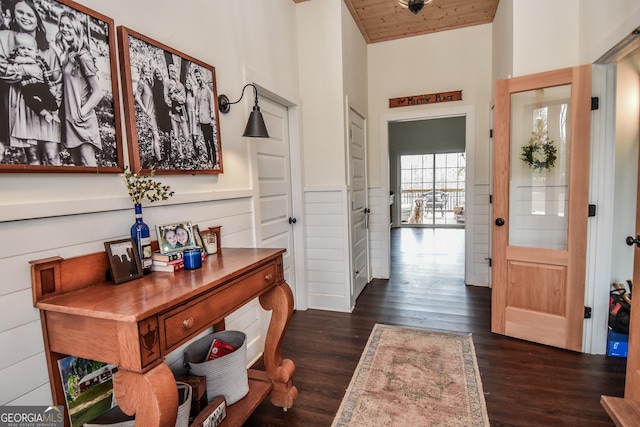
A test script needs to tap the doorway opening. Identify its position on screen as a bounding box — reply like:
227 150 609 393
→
399 152 466 226
379 105 476 284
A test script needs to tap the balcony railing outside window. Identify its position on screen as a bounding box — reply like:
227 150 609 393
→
400 152 466 226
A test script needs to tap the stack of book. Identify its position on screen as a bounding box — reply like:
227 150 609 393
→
151 251 185 272
150 250 206 272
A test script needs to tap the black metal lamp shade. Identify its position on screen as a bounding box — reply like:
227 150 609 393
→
243 106 269 138
218 84 270 138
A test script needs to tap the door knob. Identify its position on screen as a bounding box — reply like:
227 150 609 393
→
289 217 297 224
626 236 640 247
495 218 505 226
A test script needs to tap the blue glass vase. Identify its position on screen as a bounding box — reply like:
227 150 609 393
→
131 203 152 274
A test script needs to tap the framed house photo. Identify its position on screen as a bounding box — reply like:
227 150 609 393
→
0 0 123 173
104 238 143 284
117 26 223 175
156 221 197 254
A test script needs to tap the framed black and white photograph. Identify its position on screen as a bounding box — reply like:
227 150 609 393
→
156 221 197 254
104 238 143 284
0 0 123 173
117 26 223 175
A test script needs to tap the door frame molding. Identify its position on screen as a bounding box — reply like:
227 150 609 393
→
584 63 617 354
379 105 476 283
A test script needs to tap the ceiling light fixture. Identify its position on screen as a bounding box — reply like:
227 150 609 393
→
398 0 433 15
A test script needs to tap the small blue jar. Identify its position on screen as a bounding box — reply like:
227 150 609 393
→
183 249 202 270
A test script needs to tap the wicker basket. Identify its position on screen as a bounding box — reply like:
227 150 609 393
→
84 381 191 427
183 330 249 405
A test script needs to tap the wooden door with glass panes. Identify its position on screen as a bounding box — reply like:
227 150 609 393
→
492 65 591 351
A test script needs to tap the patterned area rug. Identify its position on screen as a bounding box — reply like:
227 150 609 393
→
332 324 490 427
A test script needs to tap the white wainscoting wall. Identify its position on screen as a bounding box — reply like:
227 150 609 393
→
367 186 386 279
473 182 491 287
0 197 271 405
304 187 353 312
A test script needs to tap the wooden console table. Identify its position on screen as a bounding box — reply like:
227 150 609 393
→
31 248 298 427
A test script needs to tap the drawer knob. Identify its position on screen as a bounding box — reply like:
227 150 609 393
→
182 318 194 329
264 273 273 282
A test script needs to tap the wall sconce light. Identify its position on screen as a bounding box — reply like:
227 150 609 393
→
218 83 270 138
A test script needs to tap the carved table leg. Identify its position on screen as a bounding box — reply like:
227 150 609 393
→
259 281 298 409
113 362 178 427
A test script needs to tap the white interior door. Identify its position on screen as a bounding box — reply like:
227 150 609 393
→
349 107 369 305
255 97 297 301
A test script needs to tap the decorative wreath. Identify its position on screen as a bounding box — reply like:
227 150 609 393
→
520 121 557 172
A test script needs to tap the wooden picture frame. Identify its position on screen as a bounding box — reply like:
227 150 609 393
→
192 224 205 251
104 238 143 284
117 26 223 175
0 0 123 173
156 221 197 254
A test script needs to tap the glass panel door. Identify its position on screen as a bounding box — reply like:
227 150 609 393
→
509 85 571 250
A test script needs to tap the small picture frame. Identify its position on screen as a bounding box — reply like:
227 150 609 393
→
156 221 197 254
192 225 205 252
104 238 143 284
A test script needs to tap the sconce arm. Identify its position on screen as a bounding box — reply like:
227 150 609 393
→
218 83 259 114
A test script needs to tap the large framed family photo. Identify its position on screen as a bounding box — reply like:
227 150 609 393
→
117 26 223 175
0 0 123 173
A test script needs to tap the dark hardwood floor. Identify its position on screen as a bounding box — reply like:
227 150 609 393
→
245 227 627 426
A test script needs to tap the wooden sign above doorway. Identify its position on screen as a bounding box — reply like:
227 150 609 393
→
389 90 462 108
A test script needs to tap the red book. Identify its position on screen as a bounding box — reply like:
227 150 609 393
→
152 258 184 267
151 261 184 272
205 339 237 361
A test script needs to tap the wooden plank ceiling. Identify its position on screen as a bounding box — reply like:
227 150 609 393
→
341 0 499 44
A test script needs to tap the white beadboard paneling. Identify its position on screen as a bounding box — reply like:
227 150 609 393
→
226 301 264 365
0 257 40 296
305 189 343 203
306 225 344 238
0 321 44 371
305 214 343 227
305 236 343 249
471 183 490 287
307 248 346 261
308 294 353 313
305 188 351 311
368 187 386 279
165 329 213 378
305 201 344 215
0 197 262 408
307 259 345 273
0 352 49 405
9 384 52 406
308 270 344 284
308 281 345 295
0 290 39 333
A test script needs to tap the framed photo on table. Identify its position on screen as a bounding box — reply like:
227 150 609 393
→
117 26 223 175
156 221 197 254
0 0 123 173
104 238 143 284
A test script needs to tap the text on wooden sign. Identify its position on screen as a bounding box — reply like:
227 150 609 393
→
389 90 462 108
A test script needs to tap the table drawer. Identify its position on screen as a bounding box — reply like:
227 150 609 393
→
160 262 277 352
